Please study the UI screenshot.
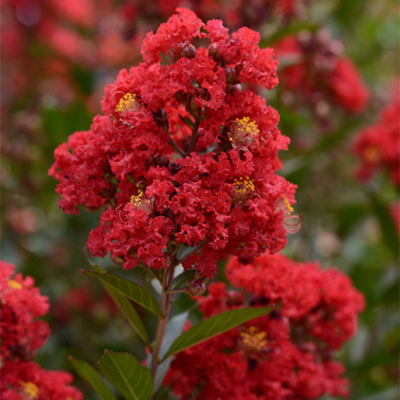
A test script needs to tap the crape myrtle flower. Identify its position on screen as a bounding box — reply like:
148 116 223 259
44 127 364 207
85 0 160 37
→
227 253 365 349
0 261 50 362
353 81 400 186
0 261 82 399
1 361 82 400
164 253 364 399
49 8 297 277
275 30 369 123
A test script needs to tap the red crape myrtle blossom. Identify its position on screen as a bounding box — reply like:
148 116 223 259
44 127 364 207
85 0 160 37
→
1 361 82 400
275 30 369 124
164 254 364 400
353 82 400 186
49 8 297 278
227 253 365 349
0 261 82 399
0 261 50 361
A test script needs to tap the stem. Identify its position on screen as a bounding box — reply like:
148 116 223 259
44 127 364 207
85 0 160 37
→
145 267 162 283
168 138 185 157
150 263 176 379
185 117 201 156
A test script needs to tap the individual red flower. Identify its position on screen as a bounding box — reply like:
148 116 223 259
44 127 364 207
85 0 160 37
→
1 360 82 400
0 261 50 362
353 81 400 186
164 253 364 399
50 8 296 277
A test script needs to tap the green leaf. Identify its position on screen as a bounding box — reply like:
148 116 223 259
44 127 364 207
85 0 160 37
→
69 356 117 400
98 351 153 400
82 270 162 317
170 270 196 290
91 265 149 344
163 306 271 359
179 115 194 128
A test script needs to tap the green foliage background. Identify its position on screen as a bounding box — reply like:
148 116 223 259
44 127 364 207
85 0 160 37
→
1 0 398 398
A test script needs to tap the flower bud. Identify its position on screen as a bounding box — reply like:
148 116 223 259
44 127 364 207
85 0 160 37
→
186 280 206 296
181 44 196 59
208 43 222 62
226 84 242 95
225 66 238 84
111 256 126 265
154 154 170 167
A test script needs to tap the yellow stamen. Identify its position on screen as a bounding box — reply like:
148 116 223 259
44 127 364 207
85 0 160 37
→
8 279 22 290
282 196 294 215
115 93 137 113
235 117 260 136
130 190 150 207
19 381 39 399
233 177 255 194
241 326 267 351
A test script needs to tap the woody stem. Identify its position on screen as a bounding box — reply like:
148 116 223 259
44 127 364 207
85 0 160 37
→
186 117 201 156
150 263 176 379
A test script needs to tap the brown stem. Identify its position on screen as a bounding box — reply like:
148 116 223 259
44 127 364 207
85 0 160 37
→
168 138 185 157
185 117 201 156
150 263 176 379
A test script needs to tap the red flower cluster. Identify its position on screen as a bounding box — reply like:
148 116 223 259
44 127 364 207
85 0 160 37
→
164 253 364 399
353 82 400 186
275 30 369 121
50 8 296 277
0 261 82 400
0 261 50 361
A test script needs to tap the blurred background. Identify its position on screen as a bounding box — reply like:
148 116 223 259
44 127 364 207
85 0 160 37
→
1 0 399 399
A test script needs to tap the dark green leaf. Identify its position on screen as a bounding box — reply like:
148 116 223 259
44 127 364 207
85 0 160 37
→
69 356 117 400
82 270 162 317
179 115 195 128
163 306 271 359
98 351 153 400
170 270 196 290
91 265 149 344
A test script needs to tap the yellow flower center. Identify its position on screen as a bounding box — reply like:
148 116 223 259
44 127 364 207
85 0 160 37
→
8 279 22 290
228 117 260 151
20 381 39 399
233 117 260 137
115 93 138 114
241 326 267 352
232 177 256 205
234 176 255 194
282 196 294 215
130 190 150 207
